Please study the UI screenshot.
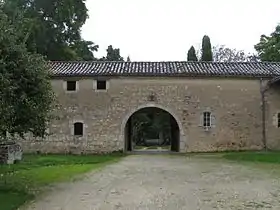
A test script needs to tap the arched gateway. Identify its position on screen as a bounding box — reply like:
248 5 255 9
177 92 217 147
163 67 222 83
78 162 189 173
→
120 103 186 153
19 61 280 154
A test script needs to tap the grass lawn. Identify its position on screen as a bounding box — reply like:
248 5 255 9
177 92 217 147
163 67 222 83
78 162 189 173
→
0 153 124 210
221 151 280 164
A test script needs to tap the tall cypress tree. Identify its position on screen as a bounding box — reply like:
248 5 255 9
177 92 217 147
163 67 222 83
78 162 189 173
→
187 46 198 61
201 35 213 61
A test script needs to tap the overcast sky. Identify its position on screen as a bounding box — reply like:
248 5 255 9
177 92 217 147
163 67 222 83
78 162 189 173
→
81 0 280 61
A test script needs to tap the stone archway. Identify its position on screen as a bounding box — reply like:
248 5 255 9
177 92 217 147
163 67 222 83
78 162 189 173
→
120 103 186 153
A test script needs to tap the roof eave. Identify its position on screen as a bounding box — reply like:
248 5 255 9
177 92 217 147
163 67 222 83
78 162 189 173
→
49 73 275 79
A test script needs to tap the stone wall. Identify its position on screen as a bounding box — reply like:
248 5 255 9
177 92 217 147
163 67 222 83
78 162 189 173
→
20 76 277 154
265 84 280 149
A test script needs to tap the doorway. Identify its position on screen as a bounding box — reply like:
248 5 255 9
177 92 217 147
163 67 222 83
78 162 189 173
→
124 107 180 152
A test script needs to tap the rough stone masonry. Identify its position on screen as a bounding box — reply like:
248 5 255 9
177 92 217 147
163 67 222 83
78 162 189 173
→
20 61 280 154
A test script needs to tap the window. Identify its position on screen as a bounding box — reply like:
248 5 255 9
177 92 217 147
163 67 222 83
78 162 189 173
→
74 122 83 136
203 112 211 127
277 113 280 128
96 80 107 90
67 81 77 91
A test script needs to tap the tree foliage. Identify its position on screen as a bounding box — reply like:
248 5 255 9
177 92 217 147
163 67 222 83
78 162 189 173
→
187 46 198 61
213 45 259 62
100 45 124 61
201 35 213 61
0 8 54 140
71 40 99 61
255 25 280 61
131 109 172 146
2 0 97 61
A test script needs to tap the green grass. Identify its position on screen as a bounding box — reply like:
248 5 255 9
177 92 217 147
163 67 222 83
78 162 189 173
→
146 146 159 149
160 145 171 149
0 189 32 210
134 145 171 150
0 153 124 210
134 145 147 150
222 151 280 164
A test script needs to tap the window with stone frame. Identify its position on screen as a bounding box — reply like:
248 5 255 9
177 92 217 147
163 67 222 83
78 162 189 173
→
203 111 211 128
74 122 83 136
66 81 77 91
96 80 107 90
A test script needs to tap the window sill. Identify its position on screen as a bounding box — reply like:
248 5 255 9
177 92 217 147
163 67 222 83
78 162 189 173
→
203 126 212 131
95 89 108 92
66 90 78 93
199 125 213 130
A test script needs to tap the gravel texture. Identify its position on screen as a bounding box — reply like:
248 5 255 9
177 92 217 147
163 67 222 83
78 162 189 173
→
25 155 280 210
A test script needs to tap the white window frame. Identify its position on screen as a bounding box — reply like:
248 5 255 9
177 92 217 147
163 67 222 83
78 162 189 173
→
203 111 212 129
272 112 280 128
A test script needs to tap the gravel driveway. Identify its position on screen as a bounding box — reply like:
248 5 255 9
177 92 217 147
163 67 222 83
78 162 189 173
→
25 155 280 210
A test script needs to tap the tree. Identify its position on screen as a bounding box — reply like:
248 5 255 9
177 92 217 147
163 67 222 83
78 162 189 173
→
255 25 280 61
71 40 99 61
201 35 213 61
187 46 198 61
131 109 172 146
131 112 151 145
127 56 131 62
2 0 97 61
0 9 54 140
100 45 124 61
213 45 259 62
105 45 124 61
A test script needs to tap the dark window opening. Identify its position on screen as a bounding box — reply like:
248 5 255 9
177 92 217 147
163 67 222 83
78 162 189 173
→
277 113 280 128
74 122 83 136
203 112 211 127
67 81 77 91
97 80 107 90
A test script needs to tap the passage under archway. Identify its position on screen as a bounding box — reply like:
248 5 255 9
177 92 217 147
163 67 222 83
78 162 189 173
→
124 107 180 152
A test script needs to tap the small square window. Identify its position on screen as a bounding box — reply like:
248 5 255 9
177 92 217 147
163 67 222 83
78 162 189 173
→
97 80 107 90
67 81 76 91
74 122 83 136
203 112 211 127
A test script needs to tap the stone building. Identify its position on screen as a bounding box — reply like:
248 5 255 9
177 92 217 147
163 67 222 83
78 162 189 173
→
21 61 280 153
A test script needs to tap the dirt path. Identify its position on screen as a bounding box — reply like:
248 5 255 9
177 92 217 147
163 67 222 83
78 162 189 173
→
25 155 280 210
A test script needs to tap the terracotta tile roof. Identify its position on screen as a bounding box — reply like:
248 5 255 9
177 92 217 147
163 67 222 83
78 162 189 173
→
49 61 280 77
